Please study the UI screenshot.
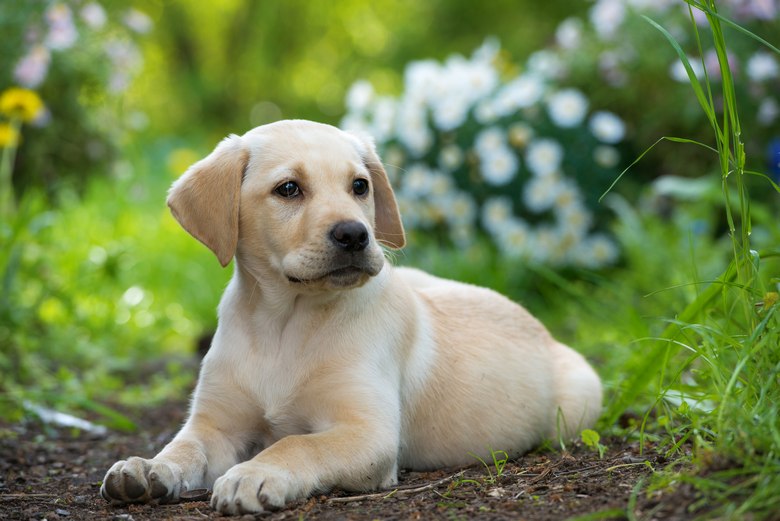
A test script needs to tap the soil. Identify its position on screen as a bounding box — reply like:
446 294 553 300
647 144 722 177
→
0 401 700 521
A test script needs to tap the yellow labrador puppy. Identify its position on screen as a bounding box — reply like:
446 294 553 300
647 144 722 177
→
101 120 601 515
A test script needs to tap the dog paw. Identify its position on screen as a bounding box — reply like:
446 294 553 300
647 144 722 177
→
210 462 296 515
101 457 184 504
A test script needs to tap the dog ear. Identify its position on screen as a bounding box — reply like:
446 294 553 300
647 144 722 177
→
349 134 406 249
167 135 248 267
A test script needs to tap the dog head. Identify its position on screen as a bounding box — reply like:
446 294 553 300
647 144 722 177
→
167 120 405 290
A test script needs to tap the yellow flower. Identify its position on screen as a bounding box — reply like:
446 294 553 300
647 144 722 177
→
0 122 20 147
0 87 44 123
763 292 779 309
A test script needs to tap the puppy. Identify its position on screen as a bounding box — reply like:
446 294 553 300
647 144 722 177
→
101 120 602 515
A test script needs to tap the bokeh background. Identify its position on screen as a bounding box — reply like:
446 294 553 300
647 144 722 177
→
1 1 780 514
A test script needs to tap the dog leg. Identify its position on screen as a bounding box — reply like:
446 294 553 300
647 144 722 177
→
210 423 399 515
101 418 244 504
101 380 255 505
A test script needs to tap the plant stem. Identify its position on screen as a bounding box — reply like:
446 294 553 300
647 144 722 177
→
0 118 21 219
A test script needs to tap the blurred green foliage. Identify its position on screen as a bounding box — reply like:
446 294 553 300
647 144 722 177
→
133 0 585 137
0 141 230 425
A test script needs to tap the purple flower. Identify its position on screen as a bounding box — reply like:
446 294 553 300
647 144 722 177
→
14 45 51 88
767 138 780 182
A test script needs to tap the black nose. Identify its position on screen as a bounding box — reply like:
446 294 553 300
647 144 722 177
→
330 221 369 252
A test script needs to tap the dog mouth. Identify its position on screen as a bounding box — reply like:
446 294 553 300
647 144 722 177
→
287 265 370 285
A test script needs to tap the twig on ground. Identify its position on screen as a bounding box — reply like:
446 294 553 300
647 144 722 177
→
327 470 467 504
0 493 59 500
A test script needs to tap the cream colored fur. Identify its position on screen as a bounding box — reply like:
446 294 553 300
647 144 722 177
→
101 120 602 515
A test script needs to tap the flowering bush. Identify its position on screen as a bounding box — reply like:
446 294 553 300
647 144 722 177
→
0 1 151 199
549 0 780 180
342 40 625 269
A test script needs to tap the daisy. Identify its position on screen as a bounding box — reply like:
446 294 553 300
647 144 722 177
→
589 111 626 144
525 138 564 177
547 89 589 128
480 146 518 186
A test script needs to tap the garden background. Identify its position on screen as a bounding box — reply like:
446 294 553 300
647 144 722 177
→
1 0 779 519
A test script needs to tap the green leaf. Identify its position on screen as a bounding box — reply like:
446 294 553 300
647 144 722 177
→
581 429 601 448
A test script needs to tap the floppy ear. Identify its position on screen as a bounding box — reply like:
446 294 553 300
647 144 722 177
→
354 136 406 249
167 135 248 267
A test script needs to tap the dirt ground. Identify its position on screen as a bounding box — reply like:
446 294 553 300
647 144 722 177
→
0 400 701 521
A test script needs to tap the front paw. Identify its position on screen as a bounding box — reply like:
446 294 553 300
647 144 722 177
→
101 457 184 504
211 462 297 515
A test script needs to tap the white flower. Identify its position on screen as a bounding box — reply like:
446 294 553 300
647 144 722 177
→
746 52 779 82
432 93 470 131
14 45 50 88
669 58 704 82
589 111 625 144
475 101 499 124
547 89 589 128
428 55 498 131
525 138 564 177
81 3 107 29
123 8 153 34
461 59 499 100
371 97 396 142
590 0 626 40
400 164 435 196
593 146 620 168
556 18 583 50
442 192 477 226
104 39 142 92
480 146 518 186
439 144 464 172
556 200 592 234
529 226 560 264
758 98 779 126
496 219 532 258
523 174 566 213
346 80 374 113
573 234 619 268
472 37 501 64
396 99 432 157
527 50 566 80
553 181 581 210
492 75 546 116
599 50 629 87
475 127 506 155
481 197 514 235
404 60 441 103
45 4 78 50
429 172 454 196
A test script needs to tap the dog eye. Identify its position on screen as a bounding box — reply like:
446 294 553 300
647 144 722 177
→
352 179 369 196
275 181 301 198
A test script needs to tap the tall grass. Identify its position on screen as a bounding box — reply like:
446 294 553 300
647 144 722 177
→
601 1 780 518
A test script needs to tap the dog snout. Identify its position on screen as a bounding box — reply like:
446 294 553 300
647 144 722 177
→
330 221 369 252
